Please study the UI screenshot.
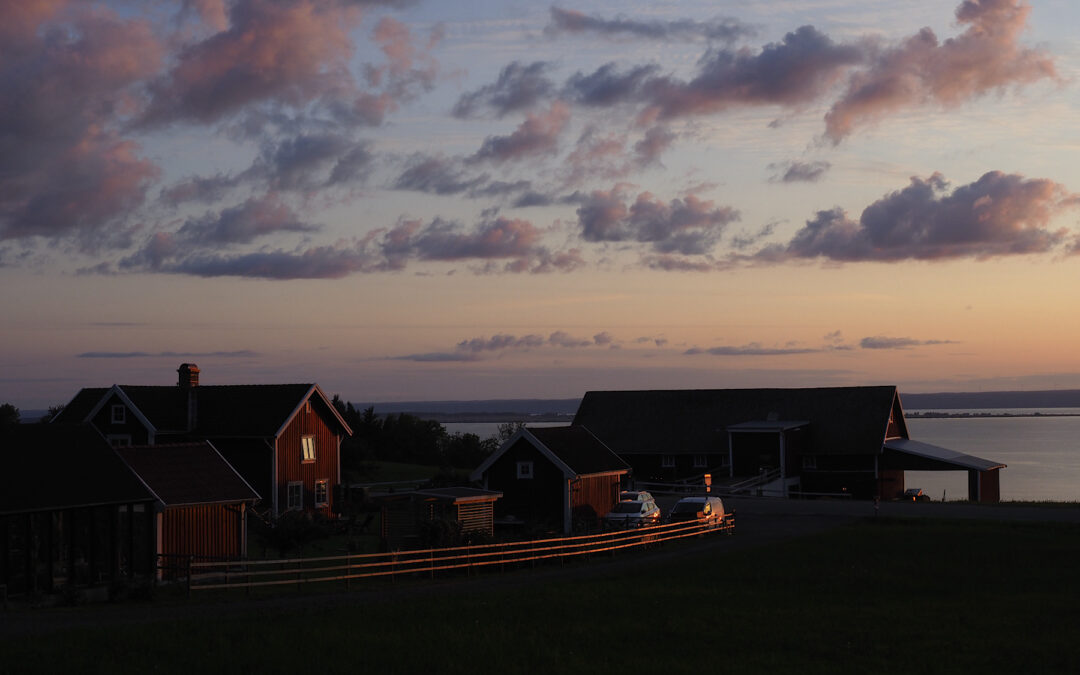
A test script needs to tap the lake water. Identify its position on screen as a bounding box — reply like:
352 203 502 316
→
447 413 1080 502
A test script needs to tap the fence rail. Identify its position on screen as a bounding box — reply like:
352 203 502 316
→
187 514 735 593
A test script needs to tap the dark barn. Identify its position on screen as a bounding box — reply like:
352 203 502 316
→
0 425 157 597
573 386 1005 502
471 426 629 533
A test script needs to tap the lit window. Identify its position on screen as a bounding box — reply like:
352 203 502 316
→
516 461 534 479
111 405 126 424
301 436 316 462
287 482 303 511
315 480 328 508
693 454 707 468
661 455 676 468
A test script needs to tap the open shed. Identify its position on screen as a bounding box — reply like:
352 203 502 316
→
882 439 1005 502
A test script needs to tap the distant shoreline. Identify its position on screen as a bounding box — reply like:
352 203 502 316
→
906 412 1080 419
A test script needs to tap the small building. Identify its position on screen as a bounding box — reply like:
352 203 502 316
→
115 442 260 576
374 487 502 550
573 386 1006 502
470 426 629 534
53 363 352 516
0 425 157 596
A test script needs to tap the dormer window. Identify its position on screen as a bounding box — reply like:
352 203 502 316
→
111 405 126 425
301 436 316 462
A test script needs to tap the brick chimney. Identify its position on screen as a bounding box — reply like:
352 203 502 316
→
178 363 199 431
178 363 200 388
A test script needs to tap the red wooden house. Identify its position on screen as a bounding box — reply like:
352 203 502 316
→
470 426 629 534
54 364 352 517
115 442 260 576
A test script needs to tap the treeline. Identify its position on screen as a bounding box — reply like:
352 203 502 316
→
332 396 518 477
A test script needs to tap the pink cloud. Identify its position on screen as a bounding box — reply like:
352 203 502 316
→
469 101 571 163
140 0 362 126
761 171 1078 262
824 0 1055 141
0 2 163 244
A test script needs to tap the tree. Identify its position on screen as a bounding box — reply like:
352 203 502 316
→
0 403 19 428
39 403 65 424
496 421 526 442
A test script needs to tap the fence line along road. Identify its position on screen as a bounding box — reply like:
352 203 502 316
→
187 514 735 594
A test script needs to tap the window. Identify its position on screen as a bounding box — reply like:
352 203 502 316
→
107 435 131 448
516 461 534 479
661 455 676 468
287 482 303 511
802 456 817 470
301 436 316 462
111 405 126 424
693 454 707 468
315 480 328 508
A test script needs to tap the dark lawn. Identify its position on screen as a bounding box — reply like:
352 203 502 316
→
3 518 1078 674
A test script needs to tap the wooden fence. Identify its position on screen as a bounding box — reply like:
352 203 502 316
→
186 513 735 593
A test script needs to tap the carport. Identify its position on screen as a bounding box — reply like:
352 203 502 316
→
882 439 1006 503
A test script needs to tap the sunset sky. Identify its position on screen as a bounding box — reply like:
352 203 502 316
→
4 0 1080 409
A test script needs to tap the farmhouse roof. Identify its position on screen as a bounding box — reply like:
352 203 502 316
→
573 386 902 456
116 442 261 507
471 425 629 481
56 382 351 438
0 425 154 515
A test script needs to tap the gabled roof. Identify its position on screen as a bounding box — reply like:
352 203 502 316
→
471 425 629 481
55 382 351 438
115 442 261 506
0 424 154 515
573 386 902 456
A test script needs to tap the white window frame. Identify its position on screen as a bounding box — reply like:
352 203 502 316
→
107 434 132 448
802 456 817 470
314 479 329 508
287 482 303 511
301 435 316 462
693 454 707 468
111 405 126 425
516 461 534 479
661 455 676 468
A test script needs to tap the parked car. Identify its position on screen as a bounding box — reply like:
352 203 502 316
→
668 496 726 528
903 488 930 502
604 499 661 527
619 490 654 503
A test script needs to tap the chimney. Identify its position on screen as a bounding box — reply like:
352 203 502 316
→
178 363 200 388
178 363 199 431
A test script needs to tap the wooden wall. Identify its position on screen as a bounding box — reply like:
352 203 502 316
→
570 474 621 528
276 398 341 515
160 503 244 560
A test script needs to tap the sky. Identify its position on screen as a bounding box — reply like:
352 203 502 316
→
3 0 1080 409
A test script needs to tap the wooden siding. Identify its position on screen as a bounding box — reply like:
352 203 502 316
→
456 502 494 536
570 474 620 527
275 398 341 515
483 438 564 530
160 503 244 560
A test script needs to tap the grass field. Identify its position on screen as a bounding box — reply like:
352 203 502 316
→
4 517 1079 674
